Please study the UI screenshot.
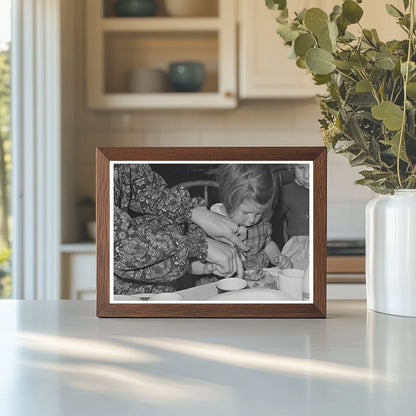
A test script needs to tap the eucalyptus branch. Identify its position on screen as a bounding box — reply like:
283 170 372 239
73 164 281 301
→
334 68 359 84
397 0 415 188
358 69 381 104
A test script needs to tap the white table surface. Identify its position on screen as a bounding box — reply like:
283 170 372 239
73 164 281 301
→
0 300 415 416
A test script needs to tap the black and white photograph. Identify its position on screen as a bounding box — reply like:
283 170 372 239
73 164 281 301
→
110 161 313 304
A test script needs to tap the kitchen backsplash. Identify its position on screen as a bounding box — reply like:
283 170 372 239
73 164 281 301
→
72 100 374 241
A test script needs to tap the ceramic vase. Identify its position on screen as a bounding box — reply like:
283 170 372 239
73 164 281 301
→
366 189 416 317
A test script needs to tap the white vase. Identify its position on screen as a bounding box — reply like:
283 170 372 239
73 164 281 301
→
366 189 416 317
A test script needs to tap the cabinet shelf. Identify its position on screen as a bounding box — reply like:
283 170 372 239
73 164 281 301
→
101 17 221 32
86 0 236 109
90 92 235 110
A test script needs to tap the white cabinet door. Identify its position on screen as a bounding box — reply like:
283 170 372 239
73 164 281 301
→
238 0 403 99
61 253 96 300
239 0 326 99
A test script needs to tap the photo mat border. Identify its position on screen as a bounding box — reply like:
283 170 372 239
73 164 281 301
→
96 147 327 318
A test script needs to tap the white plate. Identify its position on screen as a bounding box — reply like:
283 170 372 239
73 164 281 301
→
210 288 295 301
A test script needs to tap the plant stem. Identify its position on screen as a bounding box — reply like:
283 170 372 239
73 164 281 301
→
334 68 358 84
397 0 415 188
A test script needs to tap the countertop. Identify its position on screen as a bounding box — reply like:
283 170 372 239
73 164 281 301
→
0 300 415 415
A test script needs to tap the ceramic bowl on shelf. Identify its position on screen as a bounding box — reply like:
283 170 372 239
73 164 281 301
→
128 68 167 93
168 61 205 92
164 0 218 17
114 0 158 17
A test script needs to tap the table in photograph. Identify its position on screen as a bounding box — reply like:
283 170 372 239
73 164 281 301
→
1 300 415 416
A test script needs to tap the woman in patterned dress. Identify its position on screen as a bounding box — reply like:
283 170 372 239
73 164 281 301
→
113 163 248 295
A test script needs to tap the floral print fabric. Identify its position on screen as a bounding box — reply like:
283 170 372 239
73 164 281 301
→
113 164 207 295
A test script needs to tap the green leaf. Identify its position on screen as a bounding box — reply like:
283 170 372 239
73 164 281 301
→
360 170 391 181
328 21 338 45
371 29 380 42
330 5 342 22
336 15 348 36
350 151 368 167
363 29 376 46
356 79 372 92
389 132 409 162
385 4 404 18
401 61 416 76
372 101 404 130
304 8 329 35
403 0 410 10
407 82 416 99
344 114 367 147
294 33 316 58
375 55 395 70
318 27 334 52
334 139 355 151
296 8 307 23
333 60 352 70
342 0 364 24
339 30 356 43
277 23 299 43
305 48 336 75
313 74 332 85
350 54 368 70
266 0 287 11
296 57 308 69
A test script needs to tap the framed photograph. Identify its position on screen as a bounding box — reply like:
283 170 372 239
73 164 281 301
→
96 147 327 318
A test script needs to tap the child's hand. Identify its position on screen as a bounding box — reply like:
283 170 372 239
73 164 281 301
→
273 254 292 270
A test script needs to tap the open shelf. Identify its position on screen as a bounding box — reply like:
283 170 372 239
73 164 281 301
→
86 0 236 109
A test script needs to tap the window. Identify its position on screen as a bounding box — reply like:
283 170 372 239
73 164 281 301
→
0 0 11 298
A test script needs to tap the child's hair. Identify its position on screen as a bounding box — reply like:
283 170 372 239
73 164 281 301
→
216 164 277 220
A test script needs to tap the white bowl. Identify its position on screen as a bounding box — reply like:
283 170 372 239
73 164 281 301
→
128 68 167 93
216 277 248 294
164 0 218 17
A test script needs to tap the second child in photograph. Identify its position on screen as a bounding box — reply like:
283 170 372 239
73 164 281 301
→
279 164 310 270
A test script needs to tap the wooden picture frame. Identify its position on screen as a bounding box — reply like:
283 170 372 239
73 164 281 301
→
96 147 327 318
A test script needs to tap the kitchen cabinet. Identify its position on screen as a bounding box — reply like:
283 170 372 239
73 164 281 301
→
238 0 326 99
238 0 404 99
61 244 96 300
86 0 237 109
327 256 366 300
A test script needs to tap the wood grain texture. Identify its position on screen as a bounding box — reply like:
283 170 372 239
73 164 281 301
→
96 147 327 318
327 256 365 274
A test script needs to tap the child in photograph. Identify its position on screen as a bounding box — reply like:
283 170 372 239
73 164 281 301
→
279 164 310 270
209 164 292 271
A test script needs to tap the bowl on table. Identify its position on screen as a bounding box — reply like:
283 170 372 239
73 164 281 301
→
216 278 248 294
168 61 205 92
